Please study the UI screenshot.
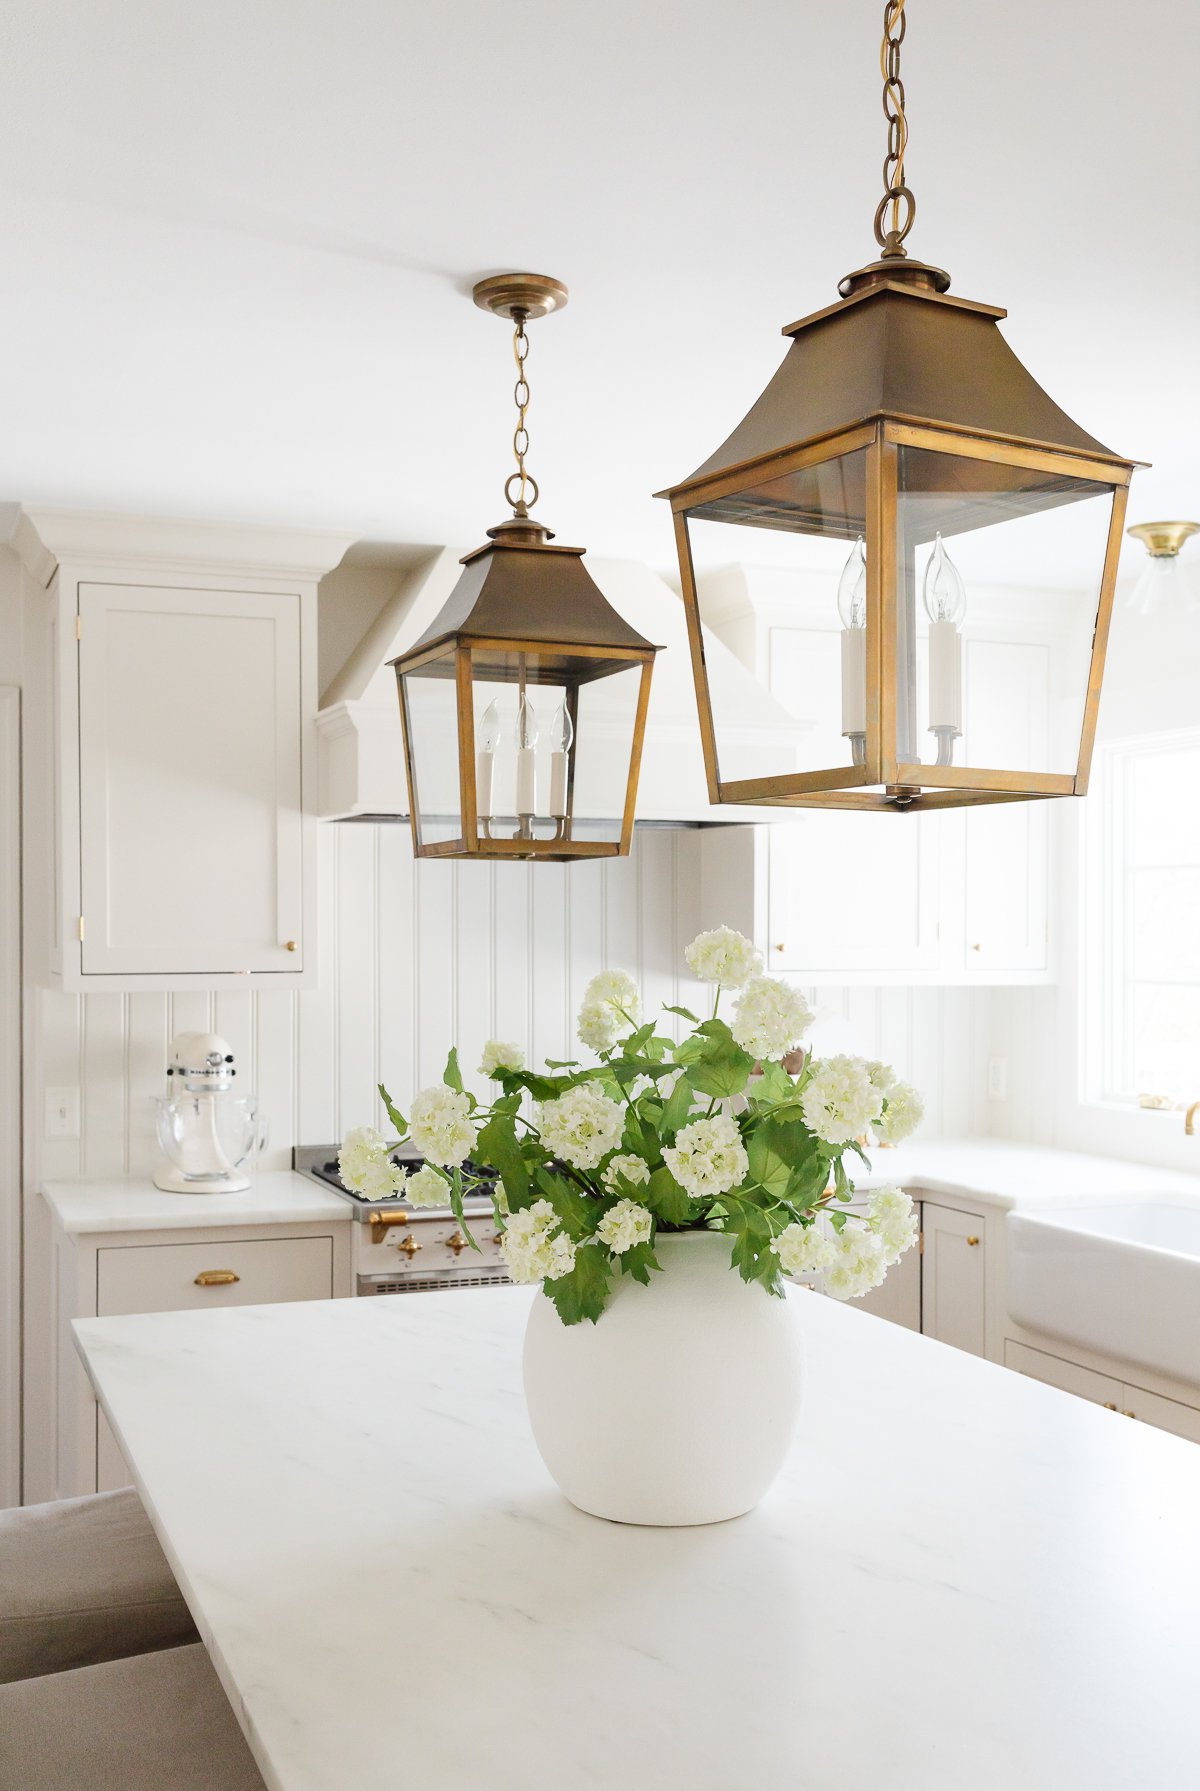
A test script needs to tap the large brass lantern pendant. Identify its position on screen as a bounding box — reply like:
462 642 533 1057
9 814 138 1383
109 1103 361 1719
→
659 3 1141 812
391 274 658 860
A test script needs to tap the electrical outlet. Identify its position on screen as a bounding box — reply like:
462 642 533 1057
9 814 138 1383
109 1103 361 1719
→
45 1086 81 1140
987 1058 1008 1103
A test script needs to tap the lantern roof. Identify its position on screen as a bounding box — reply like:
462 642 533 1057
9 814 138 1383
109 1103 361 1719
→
395 516 658 666
660 272 1138 501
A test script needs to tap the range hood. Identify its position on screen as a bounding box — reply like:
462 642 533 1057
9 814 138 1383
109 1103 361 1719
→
316 543 804 826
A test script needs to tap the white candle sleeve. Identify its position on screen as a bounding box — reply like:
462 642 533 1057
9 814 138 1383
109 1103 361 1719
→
516 746 537 815
928 620 963 734
840 627 867 736
549 750 569 819
476 750 494 818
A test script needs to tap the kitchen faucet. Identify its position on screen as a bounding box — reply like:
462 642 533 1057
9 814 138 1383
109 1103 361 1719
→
1186 1101 1200 1136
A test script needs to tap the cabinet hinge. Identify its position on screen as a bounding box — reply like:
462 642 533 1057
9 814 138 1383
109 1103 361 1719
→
77 916 85 942
75 614 82 640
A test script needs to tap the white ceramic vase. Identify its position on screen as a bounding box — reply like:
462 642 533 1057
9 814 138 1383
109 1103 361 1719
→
522 1231 803 1526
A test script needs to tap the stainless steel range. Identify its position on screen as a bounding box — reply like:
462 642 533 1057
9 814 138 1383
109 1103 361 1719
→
294 1146 512 1295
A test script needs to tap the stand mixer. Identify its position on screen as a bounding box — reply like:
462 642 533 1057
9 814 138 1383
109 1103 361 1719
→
153 1031 266 1194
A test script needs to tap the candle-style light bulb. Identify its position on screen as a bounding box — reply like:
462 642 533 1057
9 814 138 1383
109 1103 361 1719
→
549 699 573 820
516 692 538 817
476 699 500 822
923 532 967 624
837 536 867 629
837 537 867 762
923 533 965 760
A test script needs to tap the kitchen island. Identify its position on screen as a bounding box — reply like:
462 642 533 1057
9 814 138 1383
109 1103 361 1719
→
74 1287 1200 1790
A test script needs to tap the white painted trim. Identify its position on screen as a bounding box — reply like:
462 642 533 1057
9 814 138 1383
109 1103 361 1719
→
16 508 353 585
0 688 20 1506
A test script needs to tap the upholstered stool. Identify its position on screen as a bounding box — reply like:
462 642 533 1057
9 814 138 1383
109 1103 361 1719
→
0 1488 198 1683
0 1642 266 1790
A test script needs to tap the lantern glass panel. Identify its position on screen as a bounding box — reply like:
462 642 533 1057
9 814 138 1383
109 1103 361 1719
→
895 445 1117 779
468 647 644 846
399 650 462 848
683 445 870 784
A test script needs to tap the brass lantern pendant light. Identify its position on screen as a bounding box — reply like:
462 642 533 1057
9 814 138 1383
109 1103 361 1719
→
391 274 658 860
659 1 1143 812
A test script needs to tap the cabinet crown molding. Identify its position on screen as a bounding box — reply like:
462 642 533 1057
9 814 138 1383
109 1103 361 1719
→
12 506 354 588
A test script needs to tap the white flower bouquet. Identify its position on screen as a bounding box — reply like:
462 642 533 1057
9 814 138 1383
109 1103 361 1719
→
339 926 923 1324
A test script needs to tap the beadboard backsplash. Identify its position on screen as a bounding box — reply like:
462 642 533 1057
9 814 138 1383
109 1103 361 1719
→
35 826 989 1181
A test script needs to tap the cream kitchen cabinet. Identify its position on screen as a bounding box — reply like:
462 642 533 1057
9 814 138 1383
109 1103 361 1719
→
920 1200 987 1356
15 508 351 990
1004 1340 1200 1445
42 1174 353 1497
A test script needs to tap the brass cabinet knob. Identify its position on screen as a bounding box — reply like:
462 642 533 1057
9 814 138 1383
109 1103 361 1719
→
396 1234 422 1258
966 1235 980 1247
1103 1402 1118 1411
774 943 786 953
972 943 982 952
285 940 297 952
445 1231 469 1256
194 1269 240 1287
1123 1409 1137 1420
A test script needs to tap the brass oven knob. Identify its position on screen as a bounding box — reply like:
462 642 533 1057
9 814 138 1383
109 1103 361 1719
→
396 1234 422 1259
445 1231 468 1256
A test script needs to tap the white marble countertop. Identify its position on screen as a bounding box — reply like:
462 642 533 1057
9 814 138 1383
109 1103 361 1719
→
74 1288 1200 1790
42 1170 350 1234
852 1136 1200 1212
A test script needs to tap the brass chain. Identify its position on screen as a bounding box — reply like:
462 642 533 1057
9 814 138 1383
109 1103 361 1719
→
504 309 539 515
874 0 915 258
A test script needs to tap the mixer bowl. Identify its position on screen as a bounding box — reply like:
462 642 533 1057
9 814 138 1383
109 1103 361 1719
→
154 1095 267 1190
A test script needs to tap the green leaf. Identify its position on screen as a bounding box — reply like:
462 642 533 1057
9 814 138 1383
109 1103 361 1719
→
443 1047 464 1093
644 1164 694 1225
746 1118 795 1200
660 1072 696 1141
724 1200 783 1292
534 1167 599 1241
447 1169 481 1251
474 1108 531 1207
544 1244 612 1325
750 1061 796 1106
543 1058 581 1070
377 1083 407 1138
663 1004 700 1024
616 1240 661 1286
684 1038 756 1100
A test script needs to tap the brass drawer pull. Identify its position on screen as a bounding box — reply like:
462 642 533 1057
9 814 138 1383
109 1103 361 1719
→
194 1269 240 1287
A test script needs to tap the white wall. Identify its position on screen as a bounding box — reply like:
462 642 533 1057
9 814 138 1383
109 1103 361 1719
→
33 825 989 1182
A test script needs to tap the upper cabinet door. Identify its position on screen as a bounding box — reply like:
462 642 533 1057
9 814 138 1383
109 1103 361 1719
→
77 584 304 977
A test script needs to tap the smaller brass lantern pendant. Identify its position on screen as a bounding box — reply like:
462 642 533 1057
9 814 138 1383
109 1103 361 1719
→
391 274 658 861
658 2 1142 813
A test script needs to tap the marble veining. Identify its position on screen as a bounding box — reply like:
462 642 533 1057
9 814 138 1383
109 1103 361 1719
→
74 1286 1200 1790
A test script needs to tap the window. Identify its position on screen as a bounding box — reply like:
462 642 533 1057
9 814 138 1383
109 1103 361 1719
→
1095 732 1200 1103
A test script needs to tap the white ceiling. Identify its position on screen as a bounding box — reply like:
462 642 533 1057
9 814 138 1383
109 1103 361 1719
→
0 0 1196 584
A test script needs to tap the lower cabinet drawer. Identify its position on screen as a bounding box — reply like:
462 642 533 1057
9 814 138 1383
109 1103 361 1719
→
1004 1339 1121 1408
97 1235 334 1317
1117 1384 1200 1445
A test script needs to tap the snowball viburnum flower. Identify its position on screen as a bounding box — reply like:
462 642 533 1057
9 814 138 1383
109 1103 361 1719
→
406 1164 450 1209
771 1222 834 1278
601 1154 651 1196
684 926 763 989
338 1126 408 1200
867 1185 919 1262
596 1198 654 1256
730 976 814 1061
576 969 640 1053
479 1039 524 1078
823 1224 890 1301
537 1084 625 1171
662 1112 748 1201
408 1085 474 1168
800 1055 883 1146
875 1081 924 1145
865 1060 897 1096
498 1200 576 1284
